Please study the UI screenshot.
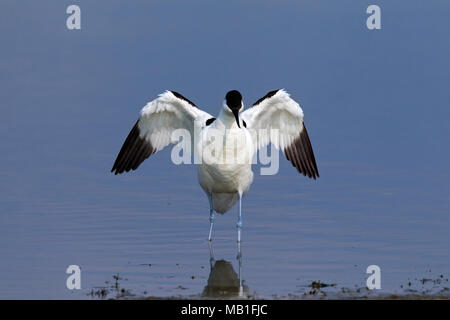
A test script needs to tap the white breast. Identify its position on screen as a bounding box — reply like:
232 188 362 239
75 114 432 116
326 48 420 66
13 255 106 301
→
197 119 254 213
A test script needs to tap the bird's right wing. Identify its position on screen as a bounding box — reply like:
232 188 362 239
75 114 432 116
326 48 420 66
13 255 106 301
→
241 89 319 179
111 90 213 174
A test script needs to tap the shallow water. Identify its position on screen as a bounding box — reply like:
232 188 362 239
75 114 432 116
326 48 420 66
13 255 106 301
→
1 1 450 299
1 156 449 299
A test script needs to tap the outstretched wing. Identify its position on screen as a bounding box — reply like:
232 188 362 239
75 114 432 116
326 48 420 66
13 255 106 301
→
241 89 319 179
111 90 212 174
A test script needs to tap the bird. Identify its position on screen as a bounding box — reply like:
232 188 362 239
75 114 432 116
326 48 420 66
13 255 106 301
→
111 89 319 243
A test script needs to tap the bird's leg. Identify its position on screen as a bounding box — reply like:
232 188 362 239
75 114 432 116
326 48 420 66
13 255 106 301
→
208 240 215 269
237 241 243 297
208 192 214 241
237 192 243 243
236 241 242 270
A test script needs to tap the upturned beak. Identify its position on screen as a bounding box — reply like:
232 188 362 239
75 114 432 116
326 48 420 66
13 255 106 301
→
232 109 241 128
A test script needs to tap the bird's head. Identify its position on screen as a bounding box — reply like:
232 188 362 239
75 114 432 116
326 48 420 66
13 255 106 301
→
223 90 243 128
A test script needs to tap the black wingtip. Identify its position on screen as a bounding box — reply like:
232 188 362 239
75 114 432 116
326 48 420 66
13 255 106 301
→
283 122 319 180
111 120 154 175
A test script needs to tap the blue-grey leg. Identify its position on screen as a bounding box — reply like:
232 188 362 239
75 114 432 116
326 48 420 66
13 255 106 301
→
208 192 214 241
208 240 215 269
237 192 243 243
237 241 243 297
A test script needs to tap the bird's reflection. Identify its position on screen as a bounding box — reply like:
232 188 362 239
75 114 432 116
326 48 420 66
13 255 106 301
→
202 242 249 298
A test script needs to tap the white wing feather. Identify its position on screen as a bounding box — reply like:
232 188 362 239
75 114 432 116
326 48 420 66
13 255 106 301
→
242 89 303 151
241 89 319 179
111 90 212 174
139 90 211 151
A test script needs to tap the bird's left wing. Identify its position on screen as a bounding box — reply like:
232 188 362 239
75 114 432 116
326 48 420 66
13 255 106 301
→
111 90 213 174
241 89 319 179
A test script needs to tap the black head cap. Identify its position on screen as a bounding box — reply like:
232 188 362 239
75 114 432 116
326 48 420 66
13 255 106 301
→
225 90 242 111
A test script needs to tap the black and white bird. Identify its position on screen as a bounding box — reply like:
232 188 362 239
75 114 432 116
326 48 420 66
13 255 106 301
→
111 89 319 242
